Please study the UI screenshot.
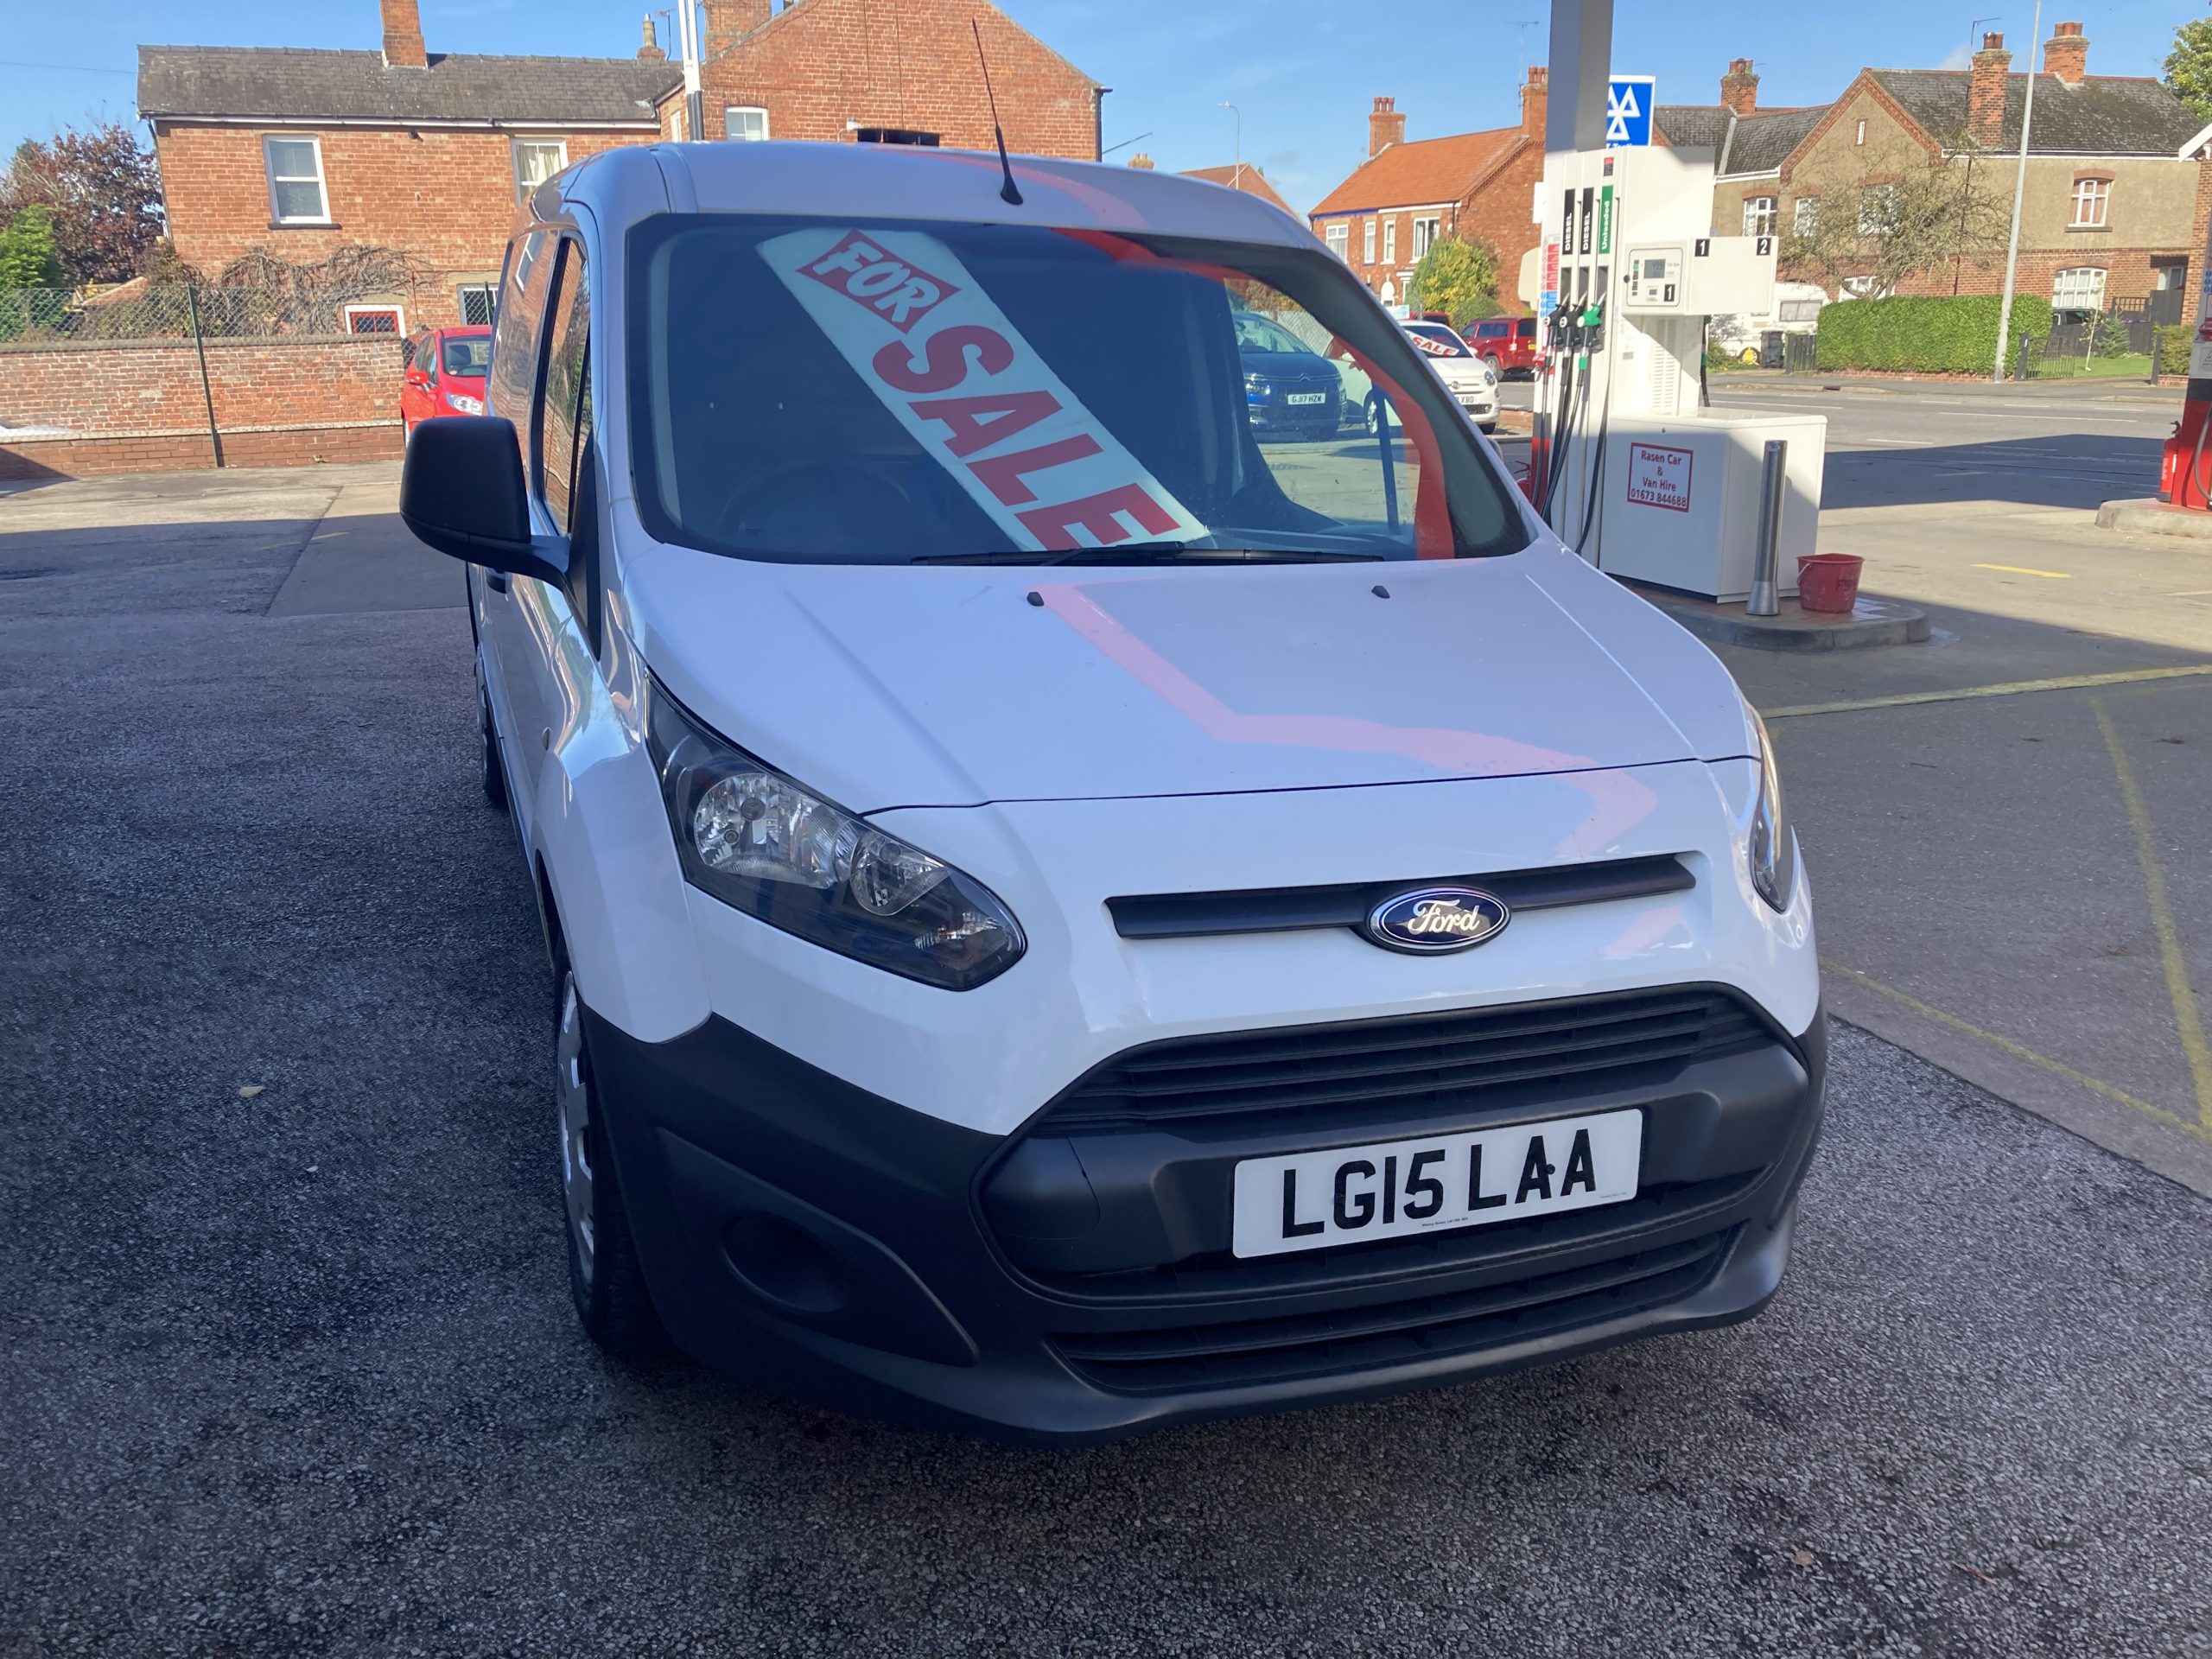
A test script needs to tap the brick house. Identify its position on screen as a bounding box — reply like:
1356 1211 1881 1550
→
138 0 1102 333
138 3 679 330
667 0 1103 156
1657 29 2212 316
1306 73 1548 312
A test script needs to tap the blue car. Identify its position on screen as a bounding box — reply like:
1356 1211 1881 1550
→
1234 310 1343 439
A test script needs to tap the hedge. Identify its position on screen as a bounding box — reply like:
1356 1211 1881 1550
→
1814 293 2055 375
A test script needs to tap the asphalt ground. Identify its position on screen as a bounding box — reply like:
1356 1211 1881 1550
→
3 462 2210 1656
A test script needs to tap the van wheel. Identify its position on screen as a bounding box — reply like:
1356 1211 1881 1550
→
478 675 507 810
556 968 664 1357
1483 353 1504 377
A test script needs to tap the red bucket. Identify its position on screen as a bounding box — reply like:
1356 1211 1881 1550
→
1796 553 1863 614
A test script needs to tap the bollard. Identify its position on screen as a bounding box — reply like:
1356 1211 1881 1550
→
1748 440 1787 617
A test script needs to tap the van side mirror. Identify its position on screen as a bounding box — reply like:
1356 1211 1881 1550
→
400 416 566 584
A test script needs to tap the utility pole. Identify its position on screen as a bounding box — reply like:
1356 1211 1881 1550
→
1993 0 2042 381
1218 102 1243 190
676 0 704 141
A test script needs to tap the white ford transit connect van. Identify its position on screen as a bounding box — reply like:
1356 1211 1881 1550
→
399 142 1823 1443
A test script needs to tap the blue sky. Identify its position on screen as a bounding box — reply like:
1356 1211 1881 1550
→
1 0 2196 215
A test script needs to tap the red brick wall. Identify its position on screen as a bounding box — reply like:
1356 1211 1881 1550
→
693 0 1097 156
151 123 658 327
0 335 402 479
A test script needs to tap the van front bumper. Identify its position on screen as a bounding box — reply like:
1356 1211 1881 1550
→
585 989 1826 1444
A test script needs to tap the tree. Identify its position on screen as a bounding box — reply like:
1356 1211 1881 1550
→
2166 8 2212 122
0 206 65 288
1406 237 1501 328
0 118 165 285
1781 136 2012 299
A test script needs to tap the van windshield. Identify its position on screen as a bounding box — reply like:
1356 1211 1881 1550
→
626 215 1528 565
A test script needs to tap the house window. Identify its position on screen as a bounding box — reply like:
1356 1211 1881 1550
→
2069 176 2110 228
726 106 769 142
1859 185 1897 236
1363 219 1376 263
671 105 686 143
1743 196 1777 238
1794 197 1820 234
2052 266 2107 310
1412 215 1441 258
1325 223 1349 262
456 283 497 327
1382 217 1397 264
343 303 404 335
263 136 328 225
1855 119 1866 145
512 140 568 204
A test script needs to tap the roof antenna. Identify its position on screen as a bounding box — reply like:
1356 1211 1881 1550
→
971 19 1024 206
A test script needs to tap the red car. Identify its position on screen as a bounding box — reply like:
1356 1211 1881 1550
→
400 327 492 434
1462 315 1544 378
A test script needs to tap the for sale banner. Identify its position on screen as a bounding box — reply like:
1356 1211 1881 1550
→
764 226 1206 552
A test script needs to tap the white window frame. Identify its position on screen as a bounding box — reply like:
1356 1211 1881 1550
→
671 105 687 143
2069 176 2110 228
342 302 405 336
455 283 497 327
1859 185 1897 237
1794 196 1820 234
512 139 569 205
1382 216 1398 264
263 135 330 226
1412 215 1441 258
1325 223 1349 262
725 105 770 142
1743 196 1777 238
1855 118 1867 145
2052 266 2107 310
1363 219 1376 263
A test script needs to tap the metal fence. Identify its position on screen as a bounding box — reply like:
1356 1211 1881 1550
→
0 284 409 345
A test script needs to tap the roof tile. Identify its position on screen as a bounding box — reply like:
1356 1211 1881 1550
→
138 46 678 126
1309 128 1524 217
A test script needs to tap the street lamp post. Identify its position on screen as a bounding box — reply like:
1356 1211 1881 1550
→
1993 0 2043 381
1218 101 1243 190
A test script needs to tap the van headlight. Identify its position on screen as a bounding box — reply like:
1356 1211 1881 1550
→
1744 699 1796 912
645 677 1025 990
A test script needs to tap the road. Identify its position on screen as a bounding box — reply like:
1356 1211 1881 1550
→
3 456 2209 1656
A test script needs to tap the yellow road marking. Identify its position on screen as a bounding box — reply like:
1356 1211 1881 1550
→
1974 563 2074 578
2091 698 2212 1127
1765 663 2212 720
1821 959 2212 1146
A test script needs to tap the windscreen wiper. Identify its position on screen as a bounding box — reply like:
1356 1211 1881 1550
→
913 543 1382 566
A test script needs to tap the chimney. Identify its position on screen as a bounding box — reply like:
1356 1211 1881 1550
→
1369 96 1406 159
380 0 428 69
638 16 665 61
1969 33 2010 146
1128 153 1155 170
2044 21 2088 85
703 0 773 60
1720 58 1759 117
1521 67 1548 137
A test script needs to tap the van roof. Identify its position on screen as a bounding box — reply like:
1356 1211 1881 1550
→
542 141 1318 251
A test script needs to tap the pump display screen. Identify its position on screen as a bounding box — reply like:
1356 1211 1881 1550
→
1643 258 1668 280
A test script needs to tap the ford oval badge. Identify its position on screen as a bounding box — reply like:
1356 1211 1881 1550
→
1365 887 1511 954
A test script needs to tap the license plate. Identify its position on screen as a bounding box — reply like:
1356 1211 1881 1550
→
1284 391 1327 406
1457 391 1490 407
1230 1109 1642 1259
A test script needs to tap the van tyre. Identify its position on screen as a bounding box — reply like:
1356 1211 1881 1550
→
1483 353 1503 377
555 967 665 1359
479 675 508 810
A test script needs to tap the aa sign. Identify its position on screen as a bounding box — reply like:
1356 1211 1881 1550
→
766 226 1206 553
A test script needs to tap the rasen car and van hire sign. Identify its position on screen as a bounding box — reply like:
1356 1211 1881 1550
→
1624 442 1693 512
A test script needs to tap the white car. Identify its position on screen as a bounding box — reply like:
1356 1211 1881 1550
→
1399 320 1501 432
399 140 1823 1443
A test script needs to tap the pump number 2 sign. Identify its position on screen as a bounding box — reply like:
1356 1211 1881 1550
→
1625 442 1694 512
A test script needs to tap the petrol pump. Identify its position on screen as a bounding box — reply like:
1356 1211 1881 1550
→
2158 310 2212 509
1520 143 1830 601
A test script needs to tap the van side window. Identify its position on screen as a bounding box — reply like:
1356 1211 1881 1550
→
489 228 555 475
539 241 592 535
